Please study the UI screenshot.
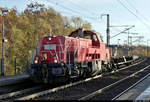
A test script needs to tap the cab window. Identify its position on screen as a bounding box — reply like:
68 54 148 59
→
93 35 98 41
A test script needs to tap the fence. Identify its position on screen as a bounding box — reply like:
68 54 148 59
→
0 57 32 76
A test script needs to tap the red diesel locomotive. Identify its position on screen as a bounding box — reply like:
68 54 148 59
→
29 28 130 83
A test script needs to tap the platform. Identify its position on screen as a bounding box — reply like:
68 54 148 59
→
0 73 29 86
117 76 150 100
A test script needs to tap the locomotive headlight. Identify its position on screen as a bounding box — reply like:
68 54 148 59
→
34 57 38 63
53 56 58 63
34 60 38 63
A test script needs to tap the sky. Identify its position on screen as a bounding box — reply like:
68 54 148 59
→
0 0 150 46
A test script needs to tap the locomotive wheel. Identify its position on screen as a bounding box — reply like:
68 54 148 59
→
81 69 87 78
101 65 107 72
112 64 117 71
106 64 112 72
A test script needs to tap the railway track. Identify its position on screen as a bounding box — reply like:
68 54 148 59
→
0 86 42 100
0 57 143 101
0 57 140 101
112 73 150 100
0 83 58 101
80 59 150 100
0 79 37 96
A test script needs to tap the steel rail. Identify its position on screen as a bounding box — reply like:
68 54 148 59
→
0 86 42 100
78 62 150 100
112 73 150 100
16 58 143 100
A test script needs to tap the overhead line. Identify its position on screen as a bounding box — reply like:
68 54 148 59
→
28 0 130 36
45 0 100 21
67 0 99 16
111 25 135 39
116 0 150 32
124 0 150 24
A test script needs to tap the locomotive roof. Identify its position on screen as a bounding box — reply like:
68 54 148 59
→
41 29 103 42
69 29 96 37
69 28 103 42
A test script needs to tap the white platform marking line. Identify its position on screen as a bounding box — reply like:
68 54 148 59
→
136 84 150 100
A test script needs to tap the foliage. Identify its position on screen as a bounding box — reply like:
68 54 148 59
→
0 4 92 75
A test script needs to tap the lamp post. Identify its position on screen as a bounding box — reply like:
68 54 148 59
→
0 9 9 76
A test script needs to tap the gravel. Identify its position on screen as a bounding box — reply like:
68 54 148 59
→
35 57 149 100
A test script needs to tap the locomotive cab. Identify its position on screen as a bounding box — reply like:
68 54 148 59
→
69 28 102 47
